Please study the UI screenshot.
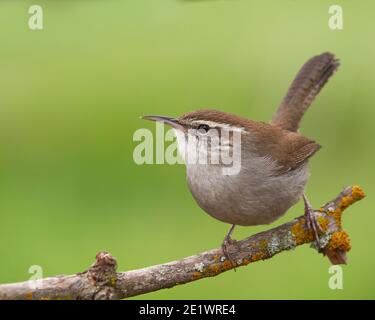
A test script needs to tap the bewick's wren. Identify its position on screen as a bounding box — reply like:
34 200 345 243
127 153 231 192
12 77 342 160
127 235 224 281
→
143 52 340 263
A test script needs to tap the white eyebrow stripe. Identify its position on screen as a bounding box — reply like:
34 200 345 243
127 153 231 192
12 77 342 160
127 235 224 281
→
191 120 245 131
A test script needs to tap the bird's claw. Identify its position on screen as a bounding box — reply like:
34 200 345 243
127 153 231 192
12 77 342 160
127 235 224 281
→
221 236 240 268
303 194 323 250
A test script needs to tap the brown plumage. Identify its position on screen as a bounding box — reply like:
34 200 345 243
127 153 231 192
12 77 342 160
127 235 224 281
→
179 109 321 173
271 52 340 132
143 52 340 258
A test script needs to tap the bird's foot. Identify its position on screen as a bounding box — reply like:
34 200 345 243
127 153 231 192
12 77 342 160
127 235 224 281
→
221 235 240 269
303 194 323 250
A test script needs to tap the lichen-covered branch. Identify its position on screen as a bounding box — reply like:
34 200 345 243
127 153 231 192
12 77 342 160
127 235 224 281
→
0 185 365 300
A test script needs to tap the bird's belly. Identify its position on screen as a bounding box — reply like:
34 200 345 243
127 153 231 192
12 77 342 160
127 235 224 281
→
186 163 309 226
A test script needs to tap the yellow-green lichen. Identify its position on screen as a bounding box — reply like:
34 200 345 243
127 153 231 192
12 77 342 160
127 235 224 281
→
281 231 297 250
258 239 268 251
110 277 117 287
267 235 282 256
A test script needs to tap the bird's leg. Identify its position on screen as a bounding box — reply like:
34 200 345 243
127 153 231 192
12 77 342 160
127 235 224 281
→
221 224 239 267
303 193 323 249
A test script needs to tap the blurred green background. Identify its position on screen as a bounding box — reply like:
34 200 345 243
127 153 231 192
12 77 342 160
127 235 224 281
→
0 0 373 299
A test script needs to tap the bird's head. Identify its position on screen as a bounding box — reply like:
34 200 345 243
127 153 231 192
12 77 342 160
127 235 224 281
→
142 109 246 169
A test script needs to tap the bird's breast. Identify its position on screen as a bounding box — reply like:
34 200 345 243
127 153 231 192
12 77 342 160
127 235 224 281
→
186 158 309 226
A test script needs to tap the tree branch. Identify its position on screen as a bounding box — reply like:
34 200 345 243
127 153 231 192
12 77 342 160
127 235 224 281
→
0 185 365 300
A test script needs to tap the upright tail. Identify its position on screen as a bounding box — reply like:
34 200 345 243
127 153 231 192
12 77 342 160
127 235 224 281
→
271 52 340 132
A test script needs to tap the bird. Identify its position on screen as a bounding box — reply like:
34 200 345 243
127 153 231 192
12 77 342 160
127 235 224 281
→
143 52 340 263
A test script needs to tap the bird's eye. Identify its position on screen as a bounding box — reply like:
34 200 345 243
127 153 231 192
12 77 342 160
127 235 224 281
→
197 124 210 133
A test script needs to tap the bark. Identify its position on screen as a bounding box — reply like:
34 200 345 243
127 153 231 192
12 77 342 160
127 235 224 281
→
0 185 365 300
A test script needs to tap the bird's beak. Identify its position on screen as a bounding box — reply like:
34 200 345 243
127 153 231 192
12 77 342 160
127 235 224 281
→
142 115 183 130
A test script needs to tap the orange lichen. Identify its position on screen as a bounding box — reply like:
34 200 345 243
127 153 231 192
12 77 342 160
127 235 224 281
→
338 185 365 211
328 231 351 252
203 265 218 276
317 216 329 232
26 292 33 300
328 185 365 223
340 196 352 210
329 209 342 224
203 260 233 276
193 272 203 279
352 185 365 201
222 260 234 270
212 254 221 262
291 220 313 245
251 251 265 262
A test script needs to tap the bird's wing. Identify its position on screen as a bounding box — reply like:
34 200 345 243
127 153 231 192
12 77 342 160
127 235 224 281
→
288 140 321 170
271 52 340 132
248 123 321 173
